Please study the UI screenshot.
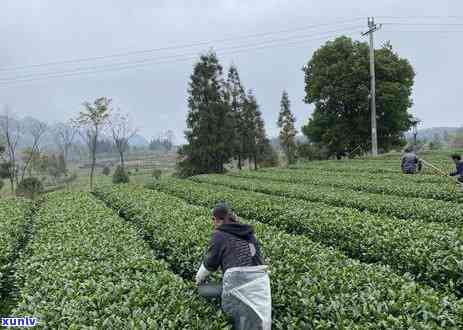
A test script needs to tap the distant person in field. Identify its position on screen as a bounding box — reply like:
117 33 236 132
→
195 203 271 330
401 147 422 174
450 154 463 183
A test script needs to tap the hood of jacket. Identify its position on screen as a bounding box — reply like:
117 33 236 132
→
217 223 255 241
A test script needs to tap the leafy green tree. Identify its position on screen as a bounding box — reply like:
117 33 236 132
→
75 97 111 190
302 37 415 156
225 65 246 170
277 91 297 164
177 52 235 177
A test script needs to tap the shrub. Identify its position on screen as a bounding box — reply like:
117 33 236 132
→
152 169 162 180
102 166 111 176
112 166 129 184
16 177 44 199
0 179 3 191
0 162 13 179
296 142 329 160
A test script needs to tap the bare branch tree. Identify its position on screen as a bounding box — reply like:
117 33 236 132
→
74 97 111 190
0 107 22 192
110 111 138 168
54 123 77 172
20 119 47 181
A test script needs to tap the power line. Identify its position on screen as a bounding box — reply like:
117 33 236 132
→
377 15 463 20
383 22 463 26
0 28 363 88
382 29 463 33
0 17 363 72
0 26 363 85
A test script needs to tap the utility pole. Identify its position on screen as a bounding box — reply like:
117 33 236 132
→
411 117 420 151
362 17 381 156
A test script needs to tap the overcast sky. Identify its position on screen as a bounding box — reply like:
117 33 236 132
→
0 0 461 143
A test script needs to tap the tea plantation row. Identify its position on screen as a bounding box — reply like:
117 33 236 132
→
11 192 229 329
97 185 463 329
150 178 463 295
264 166 451 185
195 174 462 224
0 199 31 314
289 161 452 176
239 168 459 202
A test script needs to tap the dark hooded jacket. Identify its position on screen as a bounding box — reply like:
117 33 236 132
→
203 222 264 273
401 152 418 173
450 162 463 179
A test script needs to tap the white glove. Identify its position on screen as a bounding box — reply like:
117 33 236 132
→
195 264 211 285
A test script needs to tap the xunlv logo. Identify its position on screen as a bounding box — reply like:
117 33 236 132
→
1 317 38 327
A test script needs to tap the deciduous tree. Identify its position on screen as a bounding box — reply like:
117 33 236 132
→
53 123 77 171
0 108 21 192
75 97 111 190
110 111 137 168
302 37 415 156
20 119 47 181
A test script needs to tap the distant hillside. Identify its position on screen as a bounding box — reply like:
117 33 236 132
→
128 134 149 147
407 127 462 141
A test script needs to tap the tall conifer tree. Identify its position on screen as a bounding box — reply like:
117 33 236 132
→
277 90 297 164
177 52 234 177
225 66 246 170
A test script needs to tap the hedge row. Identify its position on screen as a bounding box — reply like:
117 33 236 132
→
150 179 463 296
198 174 463 225
12 192 229 329
265 166 450 185
289 161 453 177
244 168 460 202
98 185 463 329
0 199 31 313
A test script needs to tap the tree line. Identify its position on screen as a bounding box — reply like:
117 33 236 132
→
2 35 426 191
176 51 299 177
0 99 143 195
177 36 419 174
